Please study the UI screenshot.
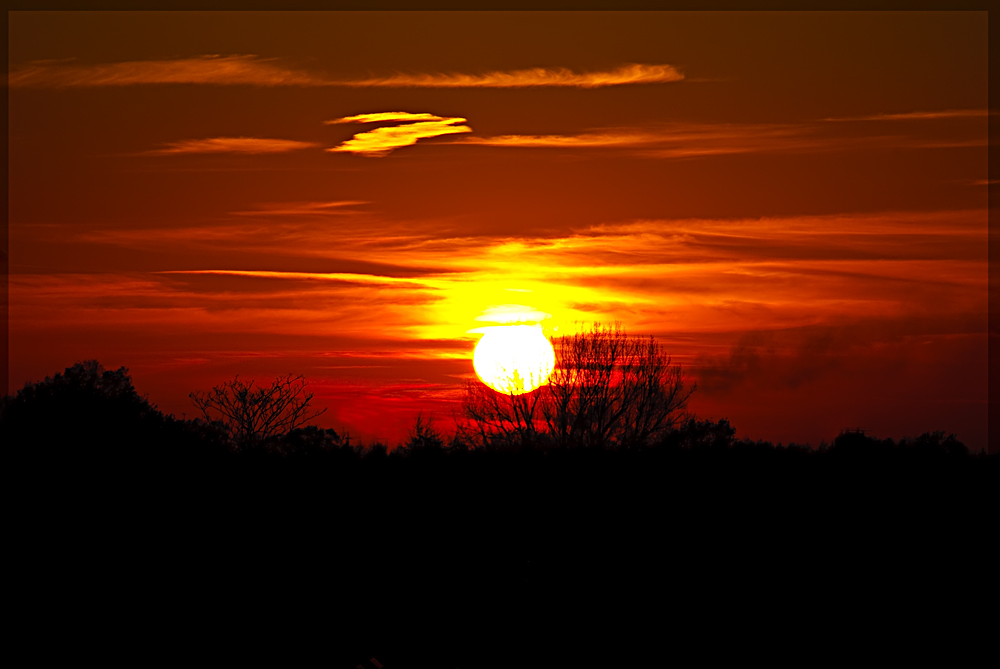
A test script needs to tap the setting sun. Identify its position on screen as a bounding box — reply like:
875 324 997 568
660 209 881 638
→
473 325 556 395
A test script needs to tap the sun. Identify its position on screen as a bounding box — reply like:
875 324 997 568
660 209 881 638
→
473 325 556 394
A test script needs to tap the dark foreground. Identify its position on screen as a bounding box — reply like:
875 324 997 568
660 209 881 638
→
10 434 996 668
4 361 995 666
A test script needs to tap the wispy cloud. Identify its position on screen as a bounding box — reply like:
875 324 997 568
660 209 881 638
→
327 112 471 157
156 269 424 288
343 63 684 88
458 115 988 158
822 109 990 122
14 208 986 448
8 55 327 88
230 200 369 216
458 123 826 158
60 208 984 344
459 131 655 148
142 114 984 161
146 137 321 155
9 56 682 89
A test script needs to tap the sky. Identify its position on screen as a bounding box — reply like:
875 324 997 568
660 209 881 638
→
7 11 989 450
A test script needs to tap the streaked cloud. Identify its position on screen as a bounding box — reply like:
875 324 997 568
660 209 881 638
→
458 123 827 158
141 114 984 161
230 200 368 216
146 137 321 155
47 208 984 344
8 55 327 88
458 115 987 158
908 139 987 149
460 132 654 148
156 269 426 288
12 208 986 449
327 112 471 157
343 63 683 88
9 56 682 89
822 109 990 122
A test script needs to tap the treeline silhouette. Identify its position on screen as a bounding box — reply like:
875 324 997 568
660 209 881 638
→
2 358 982 462
5 360 995 668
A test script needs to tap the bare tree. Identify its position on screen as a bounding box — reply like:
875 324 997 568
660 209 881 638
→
460 322 694 450
189 374 327 450
458 378 547 450
542 322 694 449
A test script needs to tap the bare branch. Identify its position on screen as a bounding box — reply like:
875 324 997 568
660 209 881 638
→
189 373 327 451
486 321 694 450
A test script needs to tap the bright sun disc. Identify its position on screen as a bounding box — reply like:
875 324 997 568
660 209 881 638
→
473 325 555 394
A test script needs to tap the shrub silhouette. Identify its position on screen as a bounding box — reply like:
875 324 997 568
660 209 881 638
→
400 412 446 455
655 417 737 450
899 430 969 457
261 425 347 458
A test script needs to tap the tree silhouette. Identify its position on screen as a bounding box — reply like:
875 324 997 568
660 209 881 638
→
189 373 326 451
543 322 695 449
459 376 547 450
1 359 231 471
404 412 446 453
1 359 162 455
460 322 694 450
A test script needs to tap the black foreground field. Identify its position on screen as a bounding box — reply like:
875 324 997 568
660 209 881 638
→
5 363 996 667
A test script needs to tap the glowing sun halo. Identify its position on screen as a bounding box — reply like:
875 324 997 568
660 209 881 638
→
473 325 556 394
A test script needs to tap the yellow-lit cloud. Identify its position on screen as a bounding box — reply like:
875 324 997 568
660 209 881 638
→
146 137 321 155
474 304 553 326
327 112 471 157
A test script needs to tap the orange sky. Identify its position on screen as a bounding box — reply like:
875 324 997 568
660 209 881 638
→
7 11 989 450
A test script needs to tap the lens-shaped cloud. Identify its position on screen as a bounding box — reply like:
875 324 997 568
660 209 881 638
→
146 137 321 155
327 112 472 157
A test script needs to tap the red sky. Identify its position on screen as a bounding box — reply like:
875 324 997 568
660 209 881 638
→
7 11 989 450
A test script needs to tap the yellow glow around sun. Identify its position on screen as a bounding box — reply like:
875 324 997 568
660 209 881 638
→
473 324 555 394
